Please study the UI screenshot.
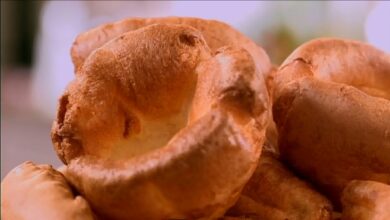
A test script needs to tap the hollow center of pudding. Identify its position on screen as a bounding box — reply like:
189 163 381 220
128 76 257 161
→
109 103 191 160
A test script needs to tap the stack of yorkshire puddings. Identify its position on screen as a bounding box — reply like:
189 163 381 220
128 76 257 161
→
2 17 390 220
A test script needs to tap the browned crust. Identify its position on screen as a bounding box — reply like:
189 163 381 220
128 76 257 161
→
1 162 96 220
70 17 272 80
50 18 270 219
63 111 260 219
278 38 390 100
189 46 269 148
273 38 390 209
228 152 333 220
273 76 390 208
341 180 390 220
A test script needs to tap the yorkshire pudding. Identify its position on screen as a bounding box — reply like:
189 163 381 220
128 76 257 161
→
273 38 390 208
341 180 390 220
228 152 333 220
52 18 270 219
1 162 95 220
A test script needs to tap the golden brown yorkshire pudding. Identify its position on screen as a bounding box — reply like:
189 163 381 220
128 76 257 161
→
1 161 95 220
341 180 390 220
52 19 270 219
227 152 333 220
273 38 390 208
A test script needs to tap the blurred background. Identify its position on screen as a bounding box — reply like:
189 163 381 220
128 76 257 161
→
1 1 389 179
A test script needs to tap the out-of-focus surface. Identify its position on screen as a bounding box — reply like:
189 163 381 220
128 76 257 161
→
1 70 61 179
1 1 389 179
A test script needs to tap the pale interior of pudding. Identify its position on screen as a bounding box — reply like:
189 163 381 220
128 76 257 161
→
110 108 190 160
104 82 198 160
